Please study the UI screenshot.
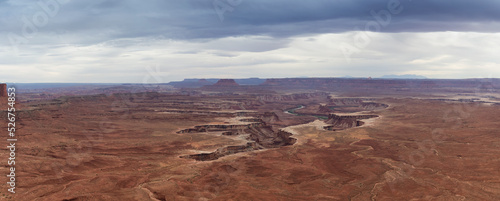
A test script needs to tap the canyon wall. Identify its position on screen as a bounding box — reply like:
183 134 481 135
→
256 92 329 102
179 118 295 160
323 114 378 131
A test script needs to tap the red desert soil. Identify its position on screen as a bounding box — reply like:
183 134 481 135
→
0 89 499 200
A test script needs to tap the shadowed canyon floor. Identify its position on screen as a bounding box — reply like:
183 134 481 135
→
1 83 500 200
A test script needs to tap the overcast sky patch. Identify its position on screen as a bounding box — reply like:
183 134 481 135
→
1 0 499 82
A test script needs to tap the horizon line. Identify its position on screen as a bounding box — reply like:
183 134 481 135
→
3 77 500 84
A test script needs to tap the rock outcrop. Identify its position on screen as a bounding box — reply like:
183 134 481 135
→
179 118 295 161
318 104 333 113
256 92 328 102
176 123 264 133
246 126 296 148
330 98 364 106
258 112 281 123
329 98 388 112
213 79 239 87
360 102 389 110
323 114 378 131
180 142 261 161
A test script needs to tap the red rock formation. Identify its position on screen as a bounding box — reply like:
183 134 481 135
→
247 125 296 148
258 112 280 123
213 79 239 86
180 142 261 161
176 123 264 133
256 92 328 102
324 114 378 131
360 102 389 110
179 117 296 161
330 98 364 106
318 105 333 113
182 124 298 161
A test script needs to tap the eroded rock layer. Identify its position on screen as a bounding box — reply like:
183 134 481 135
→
179 118 296 161
323 114 378 131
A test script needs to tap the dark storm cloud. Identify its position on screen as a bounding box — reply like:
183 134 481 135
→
1 0 498 83
2 0 499 44
213 0 500 36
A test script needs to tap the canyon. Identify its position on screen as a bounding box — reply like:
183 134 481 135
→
1 78 500 200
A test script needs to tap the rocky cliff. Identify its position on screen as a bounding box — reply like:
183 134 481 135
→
318 104 333 113
213 79 239 86
330 98 364 106
323 114 378 131
360 102 389 110
180 142 262 161
258 112 281 123
179 118 295 161
256 92 329 102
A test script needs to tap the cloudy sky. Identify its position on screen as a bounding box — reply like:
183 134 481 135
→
1 0 499 83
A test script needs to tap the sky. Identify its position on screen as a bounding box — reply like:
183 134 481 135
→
1 0 499 83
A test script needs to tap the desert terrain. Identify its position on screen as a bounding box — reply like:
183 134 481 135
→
1 78 500 200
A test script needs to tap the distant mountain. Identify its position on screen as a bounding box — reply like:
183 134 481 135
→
213 79 239 86
166 79 216 88
167 78 266 88
379 74 427 79
339 75 366 79
7 83 123 90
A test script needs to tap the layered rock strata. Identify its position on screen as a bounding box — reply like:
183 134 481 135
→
179 119 295 161
323 114 378 131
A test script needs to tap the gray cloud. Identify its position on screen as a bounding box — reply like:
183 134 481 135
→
2 0 500 43
0 0 499 82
